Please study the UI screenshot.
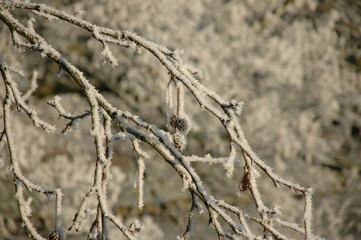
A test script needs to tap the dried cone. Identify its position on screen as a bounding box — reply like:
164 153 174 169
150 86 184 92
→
170 114 178 128
172 133 187 151
170 114 189 133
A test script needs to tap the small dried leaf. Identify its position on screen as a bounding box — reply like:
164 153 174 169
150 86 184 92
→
239 171 250 192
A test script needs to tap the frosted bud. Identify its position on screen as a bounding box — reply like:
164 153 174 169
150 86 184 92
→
172 133 187 151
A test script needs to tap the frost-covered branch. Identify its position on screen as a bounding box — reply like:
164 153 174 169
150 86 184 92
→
0 1 322 239
1 62 55 133
1 61 63 240
47 96 90 134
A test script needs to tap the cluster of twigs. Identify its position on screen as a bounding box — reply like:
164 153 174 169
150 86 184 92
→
0 1 319 239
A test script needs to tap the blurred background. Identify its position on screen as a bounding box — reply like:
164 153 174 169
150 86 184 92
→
0 0 360 239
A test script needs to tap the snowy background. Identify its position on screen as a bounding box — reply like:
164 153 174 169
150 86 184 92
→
0 0 361 239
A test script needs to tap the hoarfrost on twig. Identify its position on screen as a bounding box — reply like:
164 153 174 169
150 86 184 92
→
0 2 321 239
